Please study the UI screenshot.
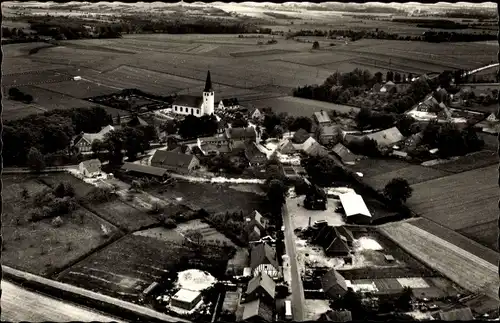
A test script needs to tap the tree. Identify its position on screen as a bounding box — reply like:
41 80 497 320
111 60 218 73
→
20 187 29 200
290 116 313 132
408 73 414 82
27 147 45 172
312 41 320 49
396 114 416 136
386 71 394 82
232 112 248 128
374 72 383 84
394 72 402 83
384 178 413 204
186 231 204 246
91 139 103 155
395 286 413 311
266 179 286 207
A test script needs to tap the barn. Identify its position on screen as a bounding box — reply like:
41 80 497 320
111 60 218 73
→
338 192 372 225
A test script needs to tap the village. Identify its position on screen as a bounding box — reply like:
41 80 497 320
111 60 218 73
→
3 65 495 322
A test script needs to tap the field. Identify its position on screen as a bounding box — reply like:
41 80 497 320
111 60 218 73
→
35 79 119 99
347 158 415 178
2 69 73 87
426 150 498 174
2 175 121 276
56 234 233 302
38 172 96 198
378 221 499 303
1 98 48 121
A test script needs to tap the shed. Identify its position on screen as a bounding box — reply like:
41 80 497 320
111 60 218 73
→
241 298 273 322
321 269 348 299
438 307 474 321
384 255 395 262
170 289 202 311
365 127 404 147
339 192 372 225
121 162 168 178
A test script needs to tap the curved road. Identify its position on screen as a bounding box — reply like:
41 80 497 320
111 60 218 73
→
1 280 126 322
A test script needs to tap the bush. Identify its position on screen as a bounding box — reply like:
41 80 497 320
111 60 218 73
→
54 181 75 198
51 216 64 227
163 218 177 229
85 187 116 204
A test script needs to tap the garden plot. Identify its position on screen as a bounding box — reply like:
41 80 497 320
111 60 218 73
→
56 235 233 302
174 219 236 247
347 158 412 179
286 197 345 230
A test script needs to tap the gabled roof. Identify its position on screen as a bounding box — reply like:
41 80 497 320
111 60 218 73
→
325 235 351 255
321 125 339 137
438 308 474 321
173 95 203 108
303 138 329 157
277 138 297 154
250 243 278 270
242 299 273 322
245 142 266 161
151 150 198 170
365 127 404 147
335 226 354 242
78 124 115 145
127 116 148 127
121 162 168 177
332 143 358 163
292 128 311 144
339 192 371 218
246 272 276 299
321 269 348 294
314 110 331 124
227 127 256 140
80 159 101 173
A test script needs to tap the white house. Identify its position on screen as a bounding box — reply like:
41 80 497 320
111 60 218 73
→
218 98 240 110
78 159 102 178
171 71 215 117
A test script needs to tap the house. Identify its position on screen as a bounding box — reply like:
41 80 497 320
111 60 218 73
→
78 159 101 178
150 150 200 173
292 128 311 144
319 310 353 322
318 125 341 146
249 108 264 121
121 162 169 178
302 137 329 158
127 115 149 127
321 269 348 299
313 225 351 257
170 289 202 311
339 192 372 225
226 127 259 150
365 127 404 147
73 125 115 153
372 83 383 93
335 226 354 247
245 210 269 240
218 98 240 110
332 143 359 165
241 298 274 322
250 243 280 279
276 138 298 155
245 142 267 166
314 110 332 125
244 272 276 305
197 136 232 156
437 307 474 321
304 184 327 210
171 71 214 117
380 81 396 93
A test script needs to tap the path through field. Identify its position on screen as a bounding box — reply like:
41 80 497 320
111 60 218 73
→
378 222 499 301
1 280 125 322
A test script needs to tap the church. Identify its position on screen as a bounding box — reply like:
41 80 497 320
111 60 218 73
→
171 71 215 117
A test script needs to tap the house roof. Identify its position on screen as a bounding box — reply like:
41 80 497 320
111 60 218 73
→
80 159 101 173
385 81 395 86
250 243 279 270
78 124 115 144
199 142 232 154
172 289 201 303
314 111 331 124
372 83 383 92
365 127 404 147
339 192 371 218
292 128 311 144
151 150 198 170
332 143 358 163
246 272 276 299
303 138 329 157
321 269 348 294
245 142 266 161
121 162 168 177
320 310 353 322
242 299 273 322
127 116 148 127
438 308 474 321
326 235 351 255
227 127 256 140
335 226 354 242
321 125 339 137
173 95 203 108
277 138 297 154
248 210 265 226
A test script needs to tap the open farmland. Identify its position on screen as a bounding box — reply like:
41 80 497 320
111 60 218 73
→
2 57 70 75
2 175 121 277
2 69 73 87
347 158 414 178
38 172 96 199
2 42 55 58
1 98 48 121
35 79 119 99
426 150 499 174
378 221 499 302
56 234 233 302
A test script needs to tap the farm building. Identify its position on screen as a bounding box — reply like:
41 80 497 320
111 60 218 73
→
170 289 202 311
304 184 327 210
73 125 115 153
250 243 280 279
332 143 359 164
241 298 274 322
312 225 351 257
301 137 329 157
244 272 276 305
437 307 474 321
245 142 267 166
365 127 404 147
197 136 232 156
226 127 260 149
292 128 312 144
78 159 102 178
171 71 215 117
318 125 341 146
319 310 353 322
314 110 332 125
282 164 306 180
339 192 372 225
321 269 348 299
335 226 354 247
121 163 169 178
276 138 299 154
219 98 240 110
249 108 264 121
150 150 199 173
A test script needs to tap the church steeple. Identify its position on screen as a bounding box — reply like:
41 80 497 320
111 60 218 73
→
204 70 213 92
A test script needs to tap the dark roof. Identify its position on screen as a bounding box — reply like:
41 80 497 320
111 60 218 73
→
292 128 311 144
313 225 351 254
332 143 358 163
151 150 197 170
246 272 276 300
321 269 348 294
227 127 256 140
242 298 273 322
319 310 353 322
438 308 474 321
245 142 266 161
121 163 168 177
173 95 203 108
127 116 148 127
335 226 354 242
372 83 383 92
250 243 279 270
204 70 213 92
221 98 239 106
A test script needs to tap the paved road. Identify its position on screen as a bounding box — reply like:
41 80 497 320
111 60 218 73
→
282 204 305 321
1 280 126 323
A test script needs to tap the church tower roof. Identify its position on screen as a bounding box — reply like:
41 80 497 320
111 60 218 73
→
204 70 213 92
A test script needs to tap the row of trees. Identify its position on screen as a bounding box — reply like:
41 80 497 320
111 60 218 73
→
422 30 496 43
177 114 219 139
8 87 33 103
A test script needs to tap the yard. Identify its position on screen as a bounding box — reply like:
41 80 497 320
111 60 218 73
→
55 234 234 302
2 175 121 277
286 197 345 230
174 219 236 247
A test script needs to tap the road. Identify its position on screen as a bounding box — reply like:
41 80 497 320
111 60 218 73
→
1 280 126 323
282 204 305 321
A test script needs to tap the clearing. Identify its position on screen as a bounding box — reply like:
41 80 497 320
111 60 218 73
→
286 197 345 230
